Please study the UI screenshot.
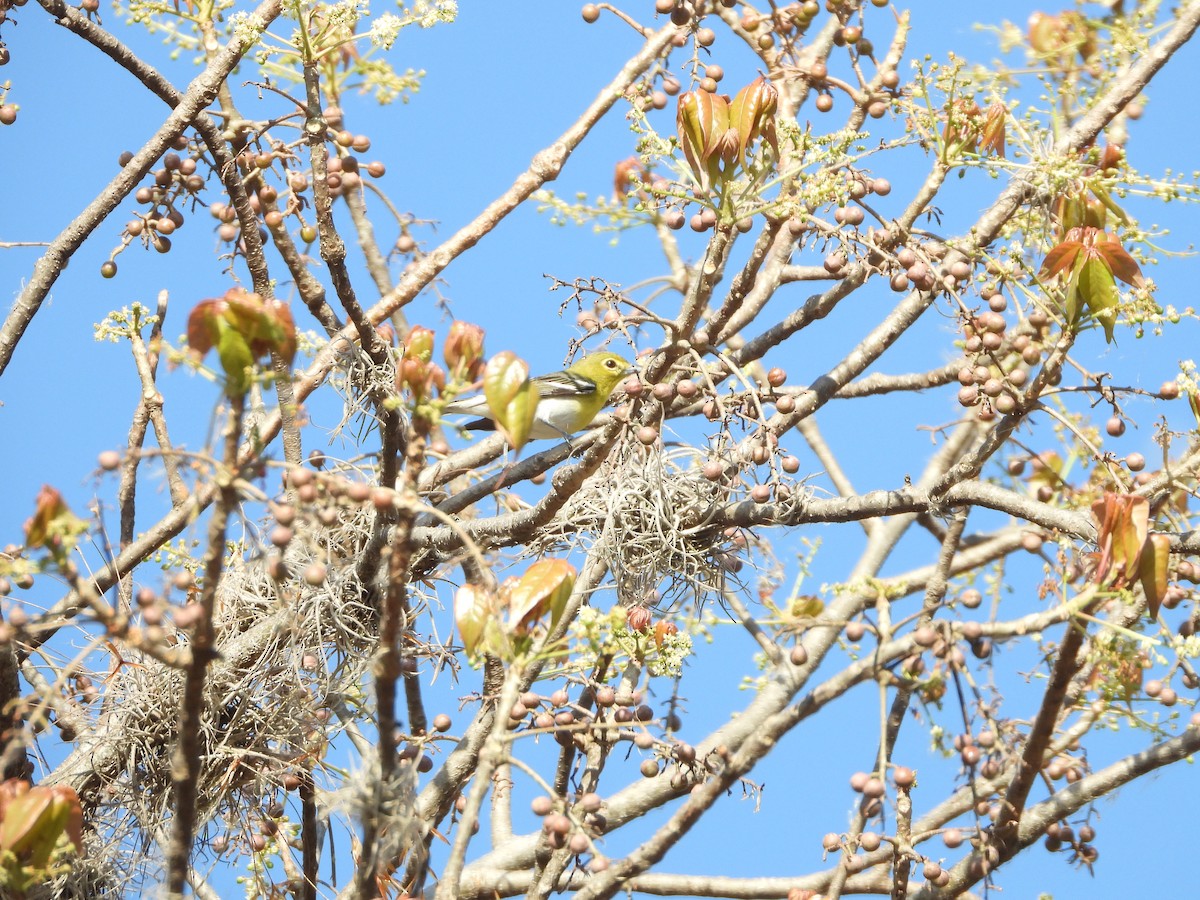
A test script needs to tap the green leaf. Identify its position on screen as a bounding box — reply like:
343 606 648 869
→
483 351 536 452
216 321 255 397
404 324 435 362
1138 533 1171 620
1077 256 1120 343
677 90 711 188
454 584 494 656
506 559 576 633
1039 240 1083 281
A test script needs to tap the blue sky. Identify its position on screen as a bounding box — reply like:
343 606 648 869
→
3 1 1200 897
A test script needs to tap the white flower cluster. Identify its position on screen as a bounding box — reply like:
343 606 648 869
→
368 1 455 49
368 13 404 48
1177 359 1199 399
408 0 457 28
229 10 265 46
324 0 370 32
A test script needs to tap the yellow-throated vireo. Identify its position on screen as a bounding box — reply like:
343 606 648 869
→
443 351 634 440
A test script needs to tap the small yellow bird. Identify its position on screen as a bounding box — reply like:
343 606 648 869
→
442 351 634 440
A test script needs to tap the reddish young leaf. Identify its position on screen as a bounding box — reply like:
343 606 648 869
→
980 102 1006 158
185 297 225 359
24 485 67 548
1090 493 1149 586
1027 12 1062 53
1039 239 1084 281
187 289 297 394
23 485 86 552
613 156 650 201
677 89 719 188
942 99 982 155
1094 234 1146 288
223 288 296 364
1097 142 1124 174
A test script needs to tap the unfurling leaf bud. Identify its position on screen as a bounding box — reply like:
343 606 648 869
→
653 619 679 649
677 76 779 195
444 321 486 380
187 288 297 396
0 780 84 868
23 485 86 552
729 75 779 162
404 325 435 362
627 606 652 632
677 88 730 193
